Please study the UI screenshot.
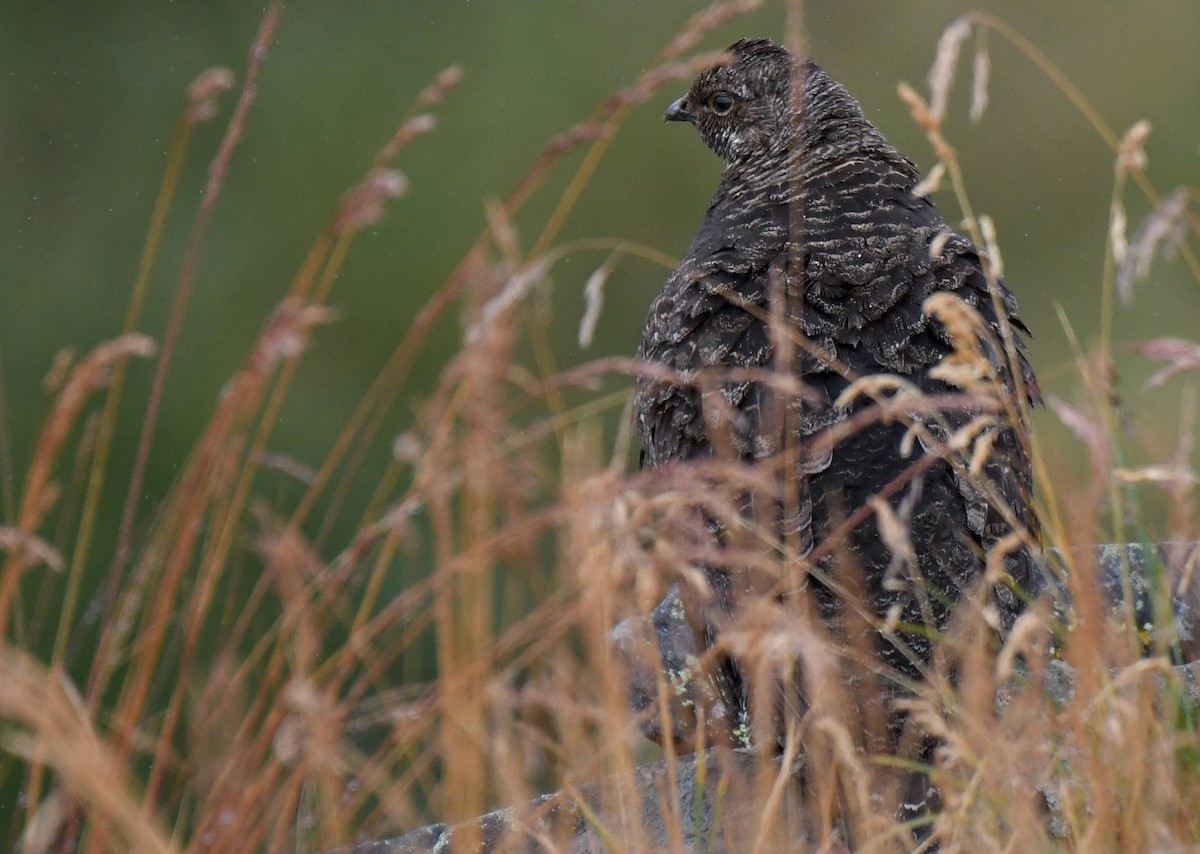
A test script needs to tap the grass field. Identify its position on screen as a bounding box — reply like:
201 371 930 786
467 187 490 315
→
2 3 1199 851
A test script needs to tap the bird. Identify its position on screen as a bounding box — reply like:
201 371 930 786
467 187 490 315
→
632 38 1039 756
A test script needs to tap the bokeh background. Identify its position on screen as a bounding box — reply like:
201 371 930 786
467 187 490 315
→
3 0 1199 625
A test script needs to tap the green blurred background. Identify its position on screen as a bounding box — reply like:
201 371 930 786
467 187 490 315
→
3 0 1199 593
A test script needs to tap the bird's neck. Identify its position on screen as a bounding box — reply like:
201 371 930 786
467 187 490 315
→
719 117 920 207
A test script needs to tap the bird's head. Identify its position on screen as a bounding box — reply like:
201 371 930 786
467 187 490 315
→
665 38 796 164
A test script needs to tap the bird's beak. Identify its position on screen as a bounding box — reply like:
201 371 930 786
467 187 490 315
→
664 97 696 124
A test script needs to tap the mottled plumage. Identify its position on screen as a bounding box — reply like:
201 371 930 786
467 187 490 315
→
635 39 1038 743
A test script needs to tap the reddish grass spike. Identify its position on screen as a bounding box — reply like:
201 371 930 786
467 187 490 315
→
416 64 463 108
0 527 63 573
1117 187 1189 306
1139 336 1200 390
0 333 155 635
333 169 410 235
185 67 235 124
928 16 972 122
969 31 990 122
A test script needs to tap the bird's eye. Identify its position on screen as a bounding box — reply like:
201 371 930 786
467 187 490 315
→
708 92 735 115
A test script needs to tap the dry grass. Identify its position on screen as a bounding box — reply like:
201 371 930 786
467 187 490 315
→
1 3 1199 852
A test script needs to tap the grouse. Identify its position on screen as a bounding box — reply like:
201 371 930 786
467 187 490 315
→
633 38 1039 750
